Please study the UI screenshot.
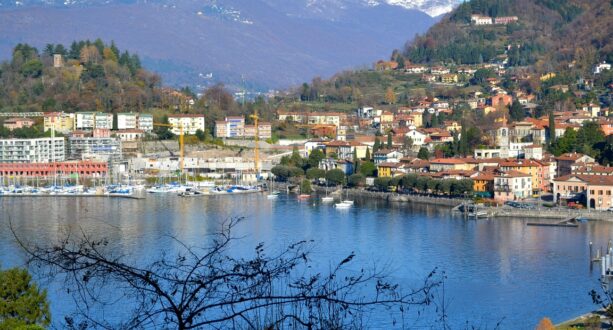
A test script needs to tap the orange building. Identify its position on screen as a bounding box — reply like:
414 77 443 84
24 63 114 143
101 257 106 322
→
0 161 108 177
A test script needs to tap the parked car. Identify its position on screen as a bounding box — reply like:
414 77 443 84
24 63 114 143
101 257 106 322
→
607 207 613 212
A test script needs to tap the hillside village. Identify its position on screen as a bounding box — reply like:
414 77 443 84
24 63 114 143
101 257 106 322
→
1 0 613 211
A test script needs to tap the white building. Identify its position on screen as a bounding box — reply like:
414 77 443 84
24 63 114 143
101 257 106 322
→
115 129 145 141
137 114 154 132
168 114 206 135
405 129 427 147
0 137 65 163
471 15 493 25
494 170 532 201
95 112 113 130
117 113 138 130
594 62 611 74
75 112 96 130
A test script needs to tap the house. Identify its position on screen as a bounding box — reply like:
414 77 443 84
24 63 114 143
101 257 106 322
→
377 162 402 177
494 170 532 201
489 94 513 108
324 140 352 159
373 149 403 164
336 160 354 176
405 65 427 74
404 129 428 147
443 121 462 133
304 139 327 157
471 14 493 25
431 66 450 75
594 62 612 74
472 172 495 198
115 129 145 141
380 111 394 123
3 118 35 130
494 16 518 24
375 60 398 71
556 153 596 177
429 158 475 172
441 74 459 84
553 175 613 210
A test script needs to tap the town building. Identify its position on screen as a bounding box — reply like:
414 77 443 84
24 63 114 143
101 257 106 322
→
168 114 206 135
3 118 35 130
244 122 272 139
137 114 154 132
553 175 613 210
494 170 532 201
68 136 122 162
0 137 66 163
117 113 137 130
115 129 145 141
44 112 75 134
0 161 107 177
215 116 245 138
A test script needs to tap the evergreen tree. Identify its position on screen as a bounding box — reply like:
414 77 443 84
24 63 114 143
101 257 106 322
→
0 267 50 329
417 147 430 160
548 112 556 146
387 132 393 149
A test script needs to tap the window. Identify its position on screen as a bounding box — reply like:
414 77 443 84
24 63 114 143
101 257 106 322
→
590 190 595 195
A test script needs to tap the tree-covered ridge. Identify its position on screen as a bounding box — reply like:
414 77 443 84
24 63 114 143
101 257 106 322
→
403 0 612 72
0 39 162 113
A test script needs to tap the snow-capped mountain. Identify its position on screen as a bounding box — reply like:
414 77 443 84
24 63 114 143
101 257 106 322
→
0 0 451 88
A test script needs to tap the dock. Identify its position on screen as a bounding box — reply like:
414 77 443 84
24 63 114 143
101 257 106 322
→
526 217 582 228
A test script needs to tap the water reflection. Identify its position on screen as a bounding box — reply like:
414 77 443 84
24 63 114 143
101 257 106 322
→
0 194 611 329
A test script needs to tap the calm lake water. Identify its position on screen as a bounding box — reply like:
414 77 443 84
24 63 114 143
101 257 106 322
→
1 194 611 329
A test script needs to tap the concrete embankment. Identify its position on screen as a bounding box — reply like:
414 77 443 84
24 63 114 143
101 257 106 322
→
489 208 613 221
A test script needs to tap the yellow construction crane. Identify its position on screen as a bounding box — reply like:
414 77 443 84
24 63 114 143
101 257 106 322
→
250 110 260 175
153 122 184 172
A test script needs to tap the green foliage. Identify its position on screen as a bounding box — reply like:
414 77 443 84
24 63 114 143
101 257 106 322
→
509 100 525 122
417 147 430 160
307 149 325 169
325 169 346 186
300 179 313 194
0 267 50 329
387 132 393 148
374 177 391 191
359 161 376 177
536 0 583 22
347 173 365 187
306 168 326 180
19 60 43 78
195 129 205 141
271 165 303 181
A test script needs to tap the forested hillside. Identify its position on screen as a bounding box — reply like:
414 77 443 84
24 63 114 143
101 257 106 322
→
0 40 162 113
403 0 613 73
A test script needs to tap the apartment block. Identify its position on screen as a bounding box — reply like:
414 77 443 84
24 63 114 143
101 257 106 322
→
168 114 206 135
0 137 66 163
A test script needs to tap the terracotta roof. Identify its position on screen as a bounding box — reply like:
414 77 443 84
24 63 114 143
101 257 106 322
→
378 162 402 168
496 170 531 178
431 158 469 164
556 152 587 161
554 174 613 186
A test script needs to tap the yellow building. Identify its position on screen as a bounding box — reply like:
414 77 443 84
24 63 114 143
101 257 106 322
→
377 162 401 177
500 160 546 193
44 112 75 134
441 74 459 84
472 172 495 197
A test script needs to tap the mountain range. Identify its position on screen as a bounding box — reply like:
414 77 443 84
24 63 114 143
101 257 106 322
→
0 0 460 90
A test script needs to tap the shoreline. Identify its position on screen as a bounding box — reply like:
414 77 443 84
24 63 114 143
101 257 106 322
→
276 182 613 221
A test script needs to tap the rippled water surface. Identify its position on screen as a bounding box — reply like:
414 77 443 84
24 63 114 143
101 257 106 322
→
1 194 610 329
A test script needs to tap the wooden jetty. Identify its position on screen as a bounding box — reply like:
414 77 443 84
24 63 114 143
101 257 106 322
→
526 217 582 227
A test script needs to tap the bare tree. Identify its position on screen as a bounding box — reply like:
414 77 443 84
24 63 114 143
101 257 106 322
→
13 217 444 330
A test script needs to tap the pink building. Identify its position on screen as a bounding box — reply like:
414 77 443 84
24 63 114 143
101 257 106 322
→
3 118 35 130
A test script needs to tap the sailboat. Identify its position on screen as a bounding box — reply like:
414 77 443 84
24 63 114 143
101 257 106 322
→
340 183 353 205
321 185 334 203
267 174 280 199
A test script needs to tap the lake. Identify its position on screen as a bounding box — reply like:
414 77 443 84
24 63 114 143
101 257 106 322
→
1 194 610 329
